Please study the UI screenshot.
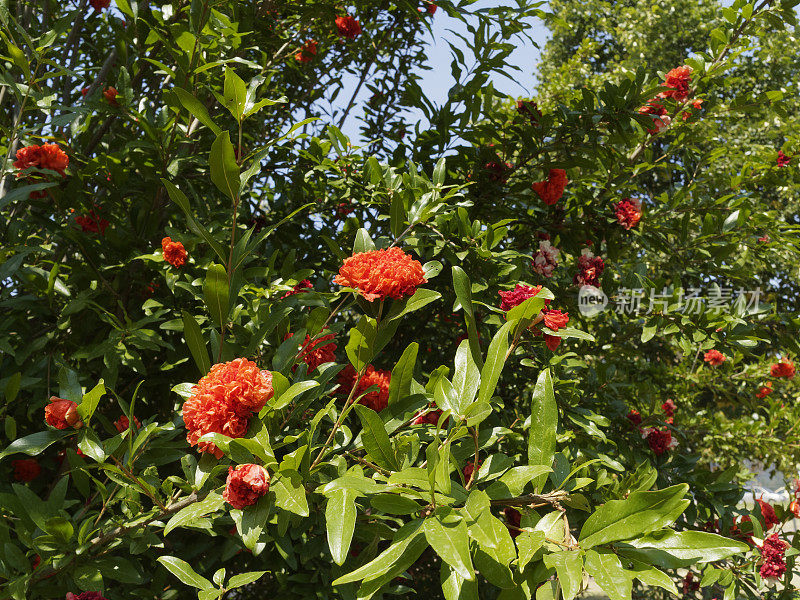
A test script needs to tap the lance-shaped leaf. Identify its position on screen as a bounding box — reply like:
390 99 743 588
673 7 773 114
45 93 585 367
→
158 556 213 590
210 131 240 200
326 488 358 565
354 404 399 471
528 368 556 492
424 511 474 580
203 264 230 329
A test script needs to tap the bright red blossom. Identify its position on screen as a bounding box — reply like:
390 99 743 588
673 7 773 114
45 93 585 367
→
574 249 604 287
223 464 270 510
661 399 676 418
335 247 426 301
295 39 318 63
45 397 82 430
335 15 362 39
661 65 692 102
777 150 791 168
531 168 568 205
88 0 111 10
760 534 788 581
614 197 642 230
638 99 671 134
757 382 773 399
542 308 569 331
182 359 274 458
703 349 726 366
12 458 41 482
498 284 548 312
14 143 69 176
162 236 188 268
290 333 337 372
114 415 140 433
103 86 119 106
770 358 795 378
337 365 391 412
757 498 780 530
627 409 642 427
281 279 312 298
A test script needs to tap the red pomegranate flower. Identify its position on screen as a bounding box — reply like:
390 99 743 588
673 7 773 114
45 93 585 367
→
681 99 703 121
14 143 69 177
573 248 604 287
462 459 481 482
756 382 773 399
114 415 141 433
335 15 362 39
757 498 780 530
295 39 318 63
162 236 188 268
335 247 426 302
531 168 568 205
75 209 109 235
504 507 522 538
759 534 788 581
281 279 313 298
498 284 548 312
423 3 437 15
12 458 41 482
661 65 692 102
644 427 676 455
223 464 270 510
45 397 82 430
614 197 642 230
539 308 569 351
661 399 676 418
88 0 111 10
777 151 791 168
182 359 274 458
336 365 391 412
638 98 671 134
770 358 795 379
627 409 642 428
103 86 119 106
288 333 337 372
412 402 447 426
703 349 725 366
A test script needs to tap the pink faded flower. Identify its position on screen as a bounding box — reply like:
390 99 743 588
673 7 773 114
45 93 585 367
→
532 240 559 277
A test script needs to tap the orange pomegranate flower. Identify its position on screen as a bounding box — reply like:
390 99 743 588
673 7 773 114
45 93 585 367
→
334 247 426 301
703 349 726 366
14 143 69 177
182 359 274 458
336 365 391 412
161 236 188 268
295 40 318 63
335 15 362 39
531 168 568 205
103 86 119 106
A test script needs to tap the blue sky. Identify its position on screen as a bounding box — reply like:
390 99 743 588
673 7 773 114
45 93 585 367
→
339 1 550 140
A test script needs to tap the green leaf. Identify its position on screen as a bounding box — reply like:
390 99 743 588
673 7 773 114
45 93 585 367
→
228 571 267 589
182 311 211 375
543 551 583 600
203 264 230 329
210 131 240 200
0 430 68 459
622 530 749 567
388 342 419 406
354 404 399 471
0 182 58 210
477 320 515 404
528 368 556 492
441 563 478 600
333 519 426 585
164 492 224 536
222 67 247 122
452 267 483 368
463 490 499 550
384 288 442 323
433 157 447 186
326 488 358 565
157 556 213 590
270 380 320 410
579 484 690 548
584 550 632 600
3 372 21 403
173 86 222 135
353 228 376 254
238 494 271 550
161 179 227 262
424 511 473 580
626 560 678 596
272 470 309 516
390 193 406 238
77 381 105 423
452 340 481 414
346 316 376 371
